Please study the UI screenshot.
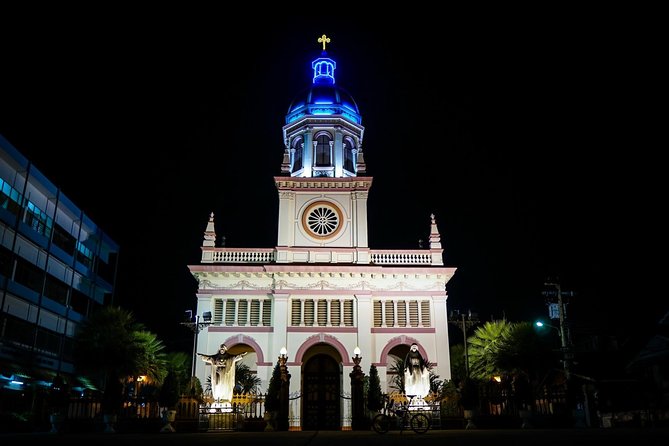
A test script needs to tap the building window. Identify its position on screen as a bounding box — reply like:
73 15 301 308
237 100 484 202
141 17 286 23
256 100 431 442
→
291 299 301 326
250 299 260 326
3 315 36 348
0 178 23 216
397 300 407 327
238 300 248 326
304 299 315 326
373 301 382 327
24 200 53 238
44 274 69 305
14 257 44 294
225 300 236 326
314 133 332 166
52 224 76 256
262 299 272 326
70 288 89 315
421 301 431 327
409 301 419 327
213 299 224 325
0 245 13 278
292 137 303 173
343 137 355 173
343 300 354 326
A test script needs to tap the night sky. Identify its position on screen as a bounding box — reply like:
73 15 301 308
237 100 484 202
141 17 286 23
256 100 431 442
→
1 13 662 353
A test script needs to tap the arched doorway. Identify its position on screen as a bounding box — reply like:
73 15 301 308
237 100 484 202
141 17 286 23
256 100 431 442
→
302 353 340 430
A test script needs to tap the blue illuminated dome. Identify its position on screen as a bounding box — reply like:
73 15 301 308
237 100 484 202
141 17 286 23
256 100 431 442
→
286 51 362 125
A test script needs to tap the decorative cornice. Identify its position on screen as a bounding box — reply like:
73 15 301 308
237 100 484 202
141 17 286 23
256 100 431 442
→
274 176 372 191
274 279 446 292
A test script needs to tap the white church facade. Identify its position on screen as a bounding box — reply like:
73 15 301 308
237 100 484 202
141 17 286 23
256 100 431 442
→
187 39 456 431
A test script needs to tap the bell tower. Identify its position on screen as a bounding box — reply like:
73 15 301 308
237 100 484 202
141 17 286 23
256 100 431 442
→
275 35 371 259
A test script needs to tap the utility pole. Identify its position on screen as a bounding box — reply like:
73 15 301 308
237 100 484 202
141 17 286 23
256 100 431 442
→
542 279 574 377
448 309 480 377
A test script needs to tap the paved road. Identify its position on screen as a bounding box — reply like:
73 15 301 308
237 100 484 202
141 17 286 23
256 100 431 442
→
3 428 669 446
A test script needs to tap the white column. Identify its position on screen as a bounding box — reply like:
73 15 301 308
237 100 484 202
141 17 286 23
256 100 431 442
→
355 294 373 371
271 293 290 363
433 294 452 381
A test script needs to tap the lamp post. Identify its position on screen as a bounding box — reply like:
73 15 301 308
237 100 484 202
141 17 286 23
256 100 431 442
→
535 319 571 377
349 346 365 430
277 347 290 431
180 310 213 383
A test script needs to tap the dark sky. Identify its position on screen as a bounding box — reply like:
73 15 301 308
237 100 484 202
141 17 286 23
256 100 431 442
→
0 13 662 352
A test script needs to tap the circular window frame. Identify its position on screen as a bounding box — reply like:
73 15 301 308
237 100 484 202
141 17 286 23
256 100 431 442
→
301 201 344 240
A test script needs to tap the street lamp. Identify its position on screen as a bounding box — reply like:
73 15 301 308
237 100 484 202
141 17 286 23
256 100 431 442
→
277 347 290 431
350 346 365 430
535 319 571 376
181 310 213 381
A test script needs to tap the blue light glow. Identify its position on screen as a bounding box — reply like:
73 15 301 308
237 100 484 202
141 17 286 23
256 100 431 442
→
312 57 336 85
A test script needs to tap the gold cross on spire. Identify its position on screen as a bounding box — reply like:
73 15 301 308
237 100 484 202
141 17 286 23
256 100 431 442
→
318 34 331 51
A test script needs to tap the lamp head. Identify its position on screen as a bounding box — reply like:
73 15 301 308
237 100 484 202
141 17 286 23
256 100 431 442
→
353 346 361 357
279 347 287 357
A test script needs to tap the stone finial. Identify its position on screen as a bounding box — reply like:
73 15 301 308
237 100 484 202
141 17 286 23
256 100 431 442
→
203 212 216 247
429 213 442 249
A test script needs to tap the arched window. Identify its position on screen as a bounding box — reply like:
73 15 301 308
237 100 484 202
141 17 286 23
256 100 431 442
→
292 136 303 173
343 137 355 173
314 132 332 167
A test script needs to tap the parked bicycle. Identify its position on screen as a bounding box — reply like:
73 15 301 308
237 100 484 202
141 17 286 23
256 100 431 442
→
372 394 430 434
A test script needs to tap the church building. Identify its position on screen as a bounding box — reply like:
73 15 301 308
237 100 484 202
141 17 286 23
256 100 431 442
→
187 36 456 431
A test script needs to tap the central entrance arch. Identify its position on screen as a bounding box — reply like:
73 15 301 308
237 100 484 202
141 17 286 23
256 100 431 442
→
302 350 341 430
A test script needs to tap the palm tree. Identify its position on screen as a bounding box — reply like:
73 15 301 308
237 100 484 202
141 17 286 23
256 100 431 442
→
466 319 556 411
72 306 168 415
235 363 262 393
468 320 554 381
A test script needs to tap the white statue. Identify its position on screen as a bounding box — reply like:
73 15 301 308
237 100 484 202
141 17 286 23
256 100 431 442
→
199 344 247 402
404 343 430 399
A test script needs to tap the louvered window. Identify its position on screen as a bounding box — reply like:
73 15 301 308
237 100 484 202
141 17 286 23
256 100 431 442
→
317 300 328 326
384 301 394 326
238 300 248 326
214 299 224 325
397 300 407 327
373 301 382 327
409 301 419 327
250 300 260 326
291 299 302 326
421 301 431 327
262 299 272 326
225 300 236 326
304 299 315 326
330 300 341 326
343 300 354 326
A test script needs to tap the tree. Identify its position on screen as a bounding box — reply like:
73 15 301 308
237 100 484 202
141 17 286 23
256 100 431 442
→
72 306 167 415
235 362 262 393
264 362 281 412
367 365 383 412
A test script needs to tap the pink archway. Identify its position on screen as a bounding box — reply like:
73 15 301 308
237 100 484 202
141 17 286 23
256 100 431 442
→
374 335 428 366
221 334 269 365
293 333 354 366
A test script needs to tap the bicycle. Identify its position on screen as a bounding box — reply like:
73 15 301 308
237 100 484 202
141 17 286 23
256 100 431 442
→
372 394 430 434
